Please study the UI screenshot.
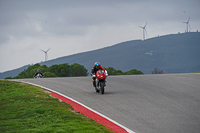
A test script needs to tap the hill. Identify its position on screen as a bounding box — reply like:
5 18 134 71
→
1 32 200 79
0 65 30 79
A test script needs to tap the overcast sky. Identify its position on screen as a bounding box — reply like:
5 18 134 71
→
0 0 200 72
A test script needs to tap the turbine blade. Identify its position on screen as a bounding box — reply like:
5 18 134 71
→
139 26 143 28
188 16 190 23
40 49 46 53
144 22 148 28
46 47 51 52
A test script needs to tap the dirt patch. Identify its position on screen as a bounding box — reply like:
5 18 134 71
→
41 89 51 94
70 108 80 114
20 82 27 85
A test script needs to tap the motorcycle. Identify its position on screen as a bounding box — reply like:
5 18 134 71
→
93 70 108 94
34 73 43 78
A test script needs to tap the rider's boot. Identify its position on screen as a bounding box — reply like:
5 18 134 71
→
93 80 96 87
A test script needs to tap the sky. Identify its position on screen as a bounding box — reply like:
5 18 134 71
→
0 0 200 73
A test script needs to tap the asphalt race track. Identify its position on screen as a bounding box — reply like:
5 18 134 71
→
13 73 200 133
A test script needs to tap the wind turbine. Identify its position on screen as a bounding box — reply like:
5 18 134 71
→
183 16 191 32
40 47 51 61
139 22 148 40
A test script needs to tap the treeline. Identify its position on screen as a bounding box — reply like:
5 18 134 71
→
5 63 88 79
105 67 144 75
5 63 144 79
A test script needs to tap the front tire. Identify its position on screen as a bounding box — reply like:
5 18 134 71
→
100 82 104 94
95 87 100 93
94 80 100 93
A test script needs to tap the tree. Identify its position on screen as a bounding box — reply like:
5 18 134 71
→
13 75 20 79
125 69 144 75
8 62 145 79
115 70 123 75
106 67 116 75
43 72 58 78
30 68 39 78
12 64 49 78
39 65 48 73
49 63 72 77
26 63 41 73
49 64 59 76
5 77 12 79
58 63 71 77
71 63 88 76
152 68 164 74
105 67 144 75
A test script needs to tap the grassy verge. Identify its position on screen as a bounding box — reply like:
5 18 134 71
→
0 80 114 133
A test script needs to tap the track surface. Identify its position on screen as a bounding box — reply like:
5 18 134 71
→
14 73 200 133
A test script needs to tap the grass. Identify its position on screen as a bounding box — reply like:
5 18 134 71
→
0 80 114 133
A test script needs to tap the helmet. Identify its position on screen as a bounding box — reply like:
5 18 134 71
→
94 62 100 69
37 69 40 72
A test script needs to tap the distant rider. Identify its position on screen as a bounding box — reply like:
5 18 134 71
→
91 62 107 87
33 69 44 78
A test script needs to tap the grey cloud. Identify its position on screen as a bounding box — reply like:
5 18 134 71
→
0 0 200 72
0 0 200 40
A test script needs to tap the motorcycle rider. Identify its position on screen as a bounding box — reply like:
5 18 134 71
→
33 69 44 78
91 62 107 87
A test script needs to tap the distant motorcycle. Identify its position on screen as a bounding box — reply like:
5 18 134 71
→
93 70 108 94
34 73 43 78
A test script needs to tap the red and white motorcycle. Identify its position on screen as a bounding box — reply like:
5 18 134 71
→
92 70 108 94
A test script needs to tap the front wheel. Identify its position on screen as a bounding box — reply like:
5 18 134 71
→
95 87 100 93
100 82 104 94
94 80 100 93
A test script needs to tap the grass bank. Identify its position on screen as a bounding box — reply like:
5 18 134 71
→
0 80 114 133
